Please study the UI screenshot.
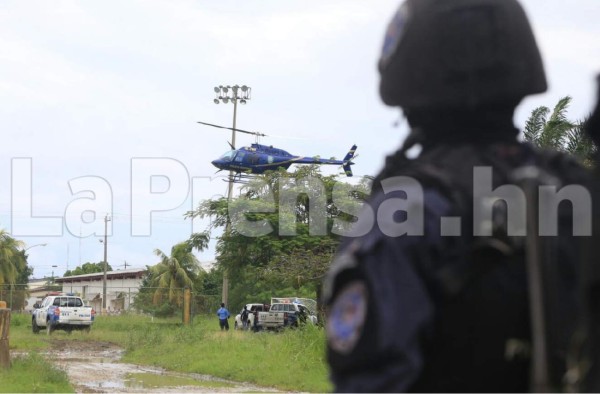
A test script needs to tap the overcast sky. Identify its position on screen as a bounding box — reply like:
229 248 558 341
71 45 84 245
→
1 0 598 279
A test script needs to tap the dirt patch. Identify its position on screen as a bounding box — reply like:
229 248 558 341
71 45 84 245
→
44 339 281 393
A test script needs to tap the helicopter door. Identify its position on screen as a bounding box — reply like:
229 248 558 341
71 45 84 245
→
234 152 245 163
248 154 259 165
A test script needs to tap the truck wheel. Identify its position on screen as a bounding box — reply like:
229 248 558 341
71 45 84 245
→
46 320 54 335
84 326 91 333
32 318 40 334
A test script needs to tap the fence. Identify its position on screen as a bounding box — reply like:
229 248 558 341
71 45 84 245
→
0 284 30 312
0 284 221 321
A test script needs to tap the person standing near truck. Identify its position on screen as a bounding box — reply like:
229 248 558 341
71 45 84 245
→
240 306 249 330
217 303 230 331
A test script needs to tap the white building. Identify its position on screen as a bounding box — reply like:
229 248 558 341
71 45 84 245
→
55 268 146 312
23 278 58 312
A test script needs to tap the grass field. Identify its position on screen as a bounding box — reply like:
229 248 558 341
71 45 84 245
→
7 312 333 393
2 313 73 393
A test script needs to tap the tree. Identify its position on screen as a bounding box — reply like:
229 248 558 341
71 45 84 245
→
12 250 34 309
186 165 369 308
187 231 210 253
0 230 34 310
150 242 203 306
64 262 113 277
0 229 25 285
523 96 596 166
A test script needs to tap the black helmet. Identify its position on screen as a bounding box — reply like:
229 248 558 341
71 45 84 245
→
378 0 547 109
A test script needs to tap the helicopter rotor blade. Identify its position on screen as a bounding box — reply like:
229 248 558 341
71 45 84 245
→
197 121 267 137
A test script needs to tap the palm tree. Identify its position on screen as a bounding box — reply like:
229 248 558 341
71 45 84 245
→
523 96 596 166
151 242 203 306
0 229 25 285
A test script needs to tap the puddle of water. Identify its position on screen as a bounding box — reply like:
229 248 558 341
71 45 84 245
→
44 341 282 392
125 372 235 390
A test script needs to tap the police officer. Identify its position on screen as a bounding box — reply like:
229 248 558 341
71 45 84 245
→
217 302 230 331
323 0 590 391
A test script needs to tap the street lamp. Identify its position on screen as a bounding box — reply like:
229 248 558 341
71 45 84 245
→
213 84 251 306
51 265 58 284
24 243 47 251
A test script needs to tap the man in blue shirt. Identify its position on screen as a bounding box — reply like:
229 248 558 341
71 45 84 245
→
217 303 230 331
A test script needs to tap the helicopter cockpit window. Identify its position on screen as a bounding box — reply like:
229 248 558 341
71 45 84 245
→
234 152 245 162
219 151 236 162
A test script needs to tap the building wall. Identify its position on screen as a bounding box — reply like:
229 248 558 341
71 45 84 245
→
59 276 142 312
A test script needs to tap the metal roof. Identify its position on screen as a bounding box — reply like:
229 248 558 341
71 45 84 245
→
55 268 146 283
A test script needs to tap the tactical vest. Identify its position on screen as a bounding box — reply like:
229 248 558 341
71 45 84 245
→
372 142 589 392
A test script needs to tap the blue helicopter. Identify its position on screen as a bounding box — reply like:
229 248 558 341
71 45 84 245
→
199 121 357 181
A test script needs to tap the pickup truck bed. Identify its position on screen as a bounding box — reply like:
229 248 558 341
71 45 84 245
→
257 301 317 330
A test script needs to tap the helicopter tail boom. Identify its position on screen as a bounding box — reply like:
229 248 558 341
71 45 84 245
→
342 144 357 177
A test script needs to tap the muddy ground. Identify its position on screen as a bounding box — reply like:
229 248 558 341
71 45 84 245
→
43 340 282 393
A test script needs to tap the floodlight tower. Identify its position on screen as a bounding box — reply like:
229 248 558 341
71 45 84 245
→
213 84 251 306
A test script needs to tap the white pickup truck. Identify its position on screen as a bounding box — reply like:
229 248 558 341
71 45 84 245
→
234 303 270 330
256 298 318 330
32 294 95 335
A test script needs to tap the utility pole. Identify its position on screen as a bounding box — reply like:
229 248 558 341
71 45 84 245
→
102 214 111 314
213 85 251 306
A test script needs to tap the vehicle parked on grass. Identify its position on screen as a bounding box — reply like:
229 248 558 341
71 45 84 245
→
234 303 270 330
32 294 95 335
256 298 318 330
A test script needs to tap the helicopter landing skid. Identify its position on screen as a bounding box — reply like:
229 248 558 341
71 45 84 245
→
223 173 255 184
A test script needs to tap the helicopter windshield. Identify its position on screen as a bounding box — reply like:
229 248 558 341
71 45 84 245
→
218 150 236 162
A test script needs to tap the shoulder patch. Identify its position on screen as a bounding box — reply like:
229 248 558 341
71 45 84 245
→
326 280 368 355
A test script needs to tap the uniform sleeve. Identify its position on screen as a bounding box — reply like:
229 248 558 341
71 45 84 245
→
324 189 451 392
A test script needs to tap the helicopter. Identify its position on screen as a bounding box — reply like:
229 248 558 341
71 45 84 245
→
199 121 357 182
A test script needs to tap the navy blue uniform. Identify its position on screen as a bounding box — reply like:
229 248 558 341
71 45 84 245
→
325 187 453 392
323 143 586 392
336 0 591 390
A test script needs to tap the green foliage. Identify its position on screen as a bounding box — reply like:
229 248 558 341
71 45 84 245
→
0 229 25 286
132 241 208 315
0 352 73 393
186 231 210 252
150 242 203 306
0 230 34 310
186 166 369 309
131 268 183 317
63 261 113 277
7 314 50 352
523 96 597 166
200 266 222 296
119 315 332 392
9 314 331 392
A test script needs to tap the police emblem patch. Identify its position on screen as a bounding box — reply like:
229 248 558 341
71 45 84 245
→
326 280 368 355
